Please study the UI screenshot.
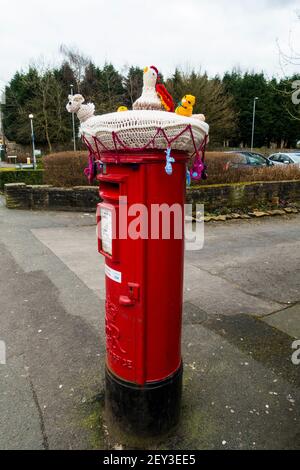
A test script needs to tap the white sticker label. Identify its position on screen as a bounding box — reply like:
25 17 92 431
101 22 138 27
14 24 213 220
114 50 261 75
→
100 207 112 256
105 265 122 284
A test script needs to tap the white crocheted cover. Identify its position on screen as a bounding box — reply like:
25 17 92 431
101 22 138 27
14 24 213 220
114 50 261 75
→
80 110 209 153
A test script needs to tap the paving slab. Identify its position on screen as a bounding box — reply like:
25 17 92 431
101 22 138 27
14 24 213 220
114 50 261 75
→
184 264 281 317
186 217 300 305
31 226 106 301
263 304 300 339
0 356 44 450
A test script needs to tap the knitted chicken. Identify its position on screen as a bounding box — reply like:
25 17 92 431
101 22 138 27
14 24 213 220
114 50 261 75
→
133 66 174 112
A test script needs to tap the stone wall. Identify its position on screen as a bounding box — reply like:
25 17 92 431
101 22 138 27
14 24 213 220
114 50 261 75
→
187 180 300 210
4 180 300 212
4 183 99 211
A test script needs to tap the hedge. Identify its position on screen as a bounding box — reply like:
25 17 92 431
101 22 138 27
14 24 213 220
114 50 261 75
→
0 169 44 190
43 151 90 187
200 152 300 185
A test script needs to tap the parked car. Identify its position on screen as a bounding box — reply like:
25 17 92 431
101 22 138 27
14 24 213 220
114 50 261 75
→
268 152 300 167
224 151 273 170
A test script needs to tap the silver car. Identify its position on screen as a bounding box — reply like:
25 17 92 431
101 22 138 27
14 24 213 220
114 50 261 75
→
268 152 300 167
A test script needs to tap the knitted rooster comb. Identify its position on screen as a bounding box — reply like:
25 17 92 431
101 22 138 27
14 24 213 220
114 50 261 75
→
150 65 175 113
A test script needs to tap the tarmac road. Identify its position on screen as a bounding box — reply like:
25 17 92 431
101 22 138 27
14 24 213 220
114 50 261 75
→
0 196 299 449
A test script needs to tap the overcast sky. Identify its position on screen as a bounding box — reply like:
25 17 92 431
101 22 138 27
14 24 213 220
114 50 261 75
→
1 0 300 89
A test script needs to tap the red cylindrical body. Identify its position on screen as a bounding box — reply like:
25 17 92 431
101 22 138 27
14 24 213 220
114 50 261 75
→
97 151 187 388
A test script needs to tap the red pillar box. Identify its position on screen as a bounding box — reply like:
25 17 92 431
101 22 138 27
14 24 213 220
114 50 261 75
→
78 90 209 436
96 151 188 436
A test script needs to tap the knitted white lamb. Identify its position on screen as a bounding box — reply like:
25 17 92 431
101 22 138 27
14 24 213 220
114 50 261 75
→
66 94 95 122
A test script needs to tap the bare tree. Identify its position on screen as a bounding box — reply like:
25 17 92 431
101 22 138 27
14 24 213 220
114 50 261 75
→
59 45 90 92
275 11 300 122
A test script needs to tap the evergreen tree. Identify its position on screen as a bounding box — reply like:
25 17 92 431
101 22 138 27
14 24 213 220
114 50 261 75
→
3 66 73 150
123 66 143 107
3 68 40 144
81 62 102 103
97 63 125 113
166 70 237 146
222 71 300 148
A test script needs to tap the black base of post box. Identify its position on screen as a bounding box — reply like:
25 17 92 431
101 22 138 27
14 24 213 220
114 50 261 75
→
105 363 183 438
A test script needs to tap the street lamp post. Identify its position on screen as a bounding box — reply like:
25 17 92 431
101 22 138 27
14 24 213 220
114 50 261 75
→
28 114 36 170
251 97 259 152
70 84 76 152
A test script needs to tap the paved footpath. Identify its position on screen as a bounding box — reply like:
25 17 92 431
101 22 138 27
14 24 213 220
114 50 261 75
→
0 195 299 449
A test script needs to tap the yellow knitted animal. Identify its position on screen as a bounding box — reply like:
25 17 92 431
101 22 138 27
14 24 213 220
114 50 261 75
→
175 95 196 117
117 106 128 112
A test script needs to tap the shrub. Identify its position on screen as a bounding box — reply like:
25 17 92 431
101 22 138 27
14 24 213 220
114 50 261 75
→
43 151 91 187
200 152 300 185
0 169 44 190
